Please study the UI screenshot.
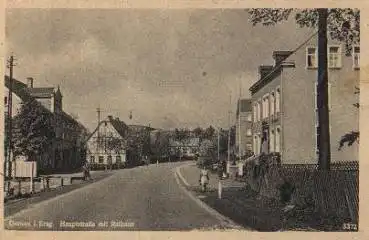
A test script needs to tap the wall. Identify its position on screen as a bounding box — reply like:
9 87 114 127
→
236 111 253 155
4 91 23 117
86 120 127 165
37 98 52 112
251 74 282 155
281 37 359 164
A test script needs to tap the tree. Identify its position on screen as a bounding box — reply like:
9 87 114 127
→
199 139 215 156
106 136 125 153
152 131 170 159
13 99 55 160
248 8 360 170
338 86 360 150
193 127 204 139
203 125 216 140
174 128 190 141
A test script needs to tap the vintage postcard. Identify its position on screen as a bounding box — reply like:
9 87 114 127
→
1 0 367 238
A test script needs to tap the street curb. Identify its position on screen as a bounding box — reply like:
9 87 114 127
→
174 164 247 231
4 172 116 220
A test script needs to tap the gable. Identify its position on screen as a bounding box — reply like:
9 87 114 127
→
87 121 123 142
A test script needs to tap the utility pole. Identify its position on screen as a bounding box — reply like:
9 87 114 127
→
227 94 231 166
6 56 15 190
317 8 331 170
238 78 242 159
217 128 220 162
96 107 101 152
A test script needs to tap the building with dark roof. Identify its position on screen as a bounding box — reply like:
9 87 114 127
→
4 75 89 174
249 36 359 164
85 115 128 169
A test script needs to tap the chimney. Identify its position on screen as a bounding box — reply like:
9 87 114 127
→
258 65 274 79
27 77 34 88
272 51 293 66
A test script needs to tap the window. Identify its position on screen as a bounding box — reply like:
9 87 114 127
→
253 135 257 154
247 128 252 136
328 45 342 68
90 156 95 163
253 104 257 122
270 129 275 152
256 102 261 121
353 46 360 69
263 95 269 119
98 156 104 164
270 92 275 116
258 101 262 121
276 88 281 113
253 134 260 155
306 47 317 68
247 113 252 122
275 127 281 153
246 143 252 151
116 155 122 163
258 134 262 154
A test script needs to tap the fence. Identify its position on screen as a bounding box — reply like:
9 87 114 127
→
243 156 358 224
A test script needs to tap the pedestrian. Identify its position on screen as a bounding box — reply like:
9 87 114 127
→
199 165 210 192
82 161 92 181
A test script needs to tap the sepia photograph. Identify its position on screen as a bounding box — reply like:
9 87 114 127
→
3 8 359 232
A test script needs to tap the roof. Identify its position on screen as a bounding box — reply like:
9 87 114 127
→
61 111 89 133
5 75 88 135
128 124 156 132
237 99 252 115
27 87 55 98
249 50 295 94
4 75 33 102
85 116 129 143
108 116 129 137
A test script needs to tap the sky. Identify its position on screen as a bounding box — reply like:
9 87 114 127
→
5 9 315 131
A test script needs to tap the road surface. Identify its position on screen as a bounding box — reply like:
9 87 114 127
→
5 162 235 231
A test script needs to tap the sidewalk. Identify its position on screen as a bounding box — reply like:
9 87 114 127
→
178 164 319 231
4 170 114 218
4 170 112 203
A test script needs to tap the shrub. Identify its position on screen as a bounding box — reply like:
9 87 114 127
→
278 180 295 204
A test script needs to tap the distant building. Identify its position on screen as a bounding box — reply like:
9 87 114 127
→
169 137 200 159
235 98 253 157
85 116 128 168
249 39 359 164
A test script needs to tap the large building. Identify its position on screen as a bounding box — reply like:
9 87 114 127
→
249 40 359 164
4 76 89 173
235 98 253 157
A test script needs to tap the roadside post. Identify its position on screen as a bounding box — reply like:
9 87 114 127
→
17 180 21 195
218 180 222 199
30 161 34 193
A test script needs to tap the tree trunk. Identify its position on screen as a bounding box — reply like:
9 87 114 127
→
317 8 331 170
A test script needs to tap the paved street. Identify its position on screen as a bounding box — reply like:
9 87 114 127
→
4 162 239 231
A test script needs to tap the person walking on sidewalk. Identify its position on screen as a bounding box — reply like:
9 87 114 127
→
82 161 92 181
199 166 210 192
